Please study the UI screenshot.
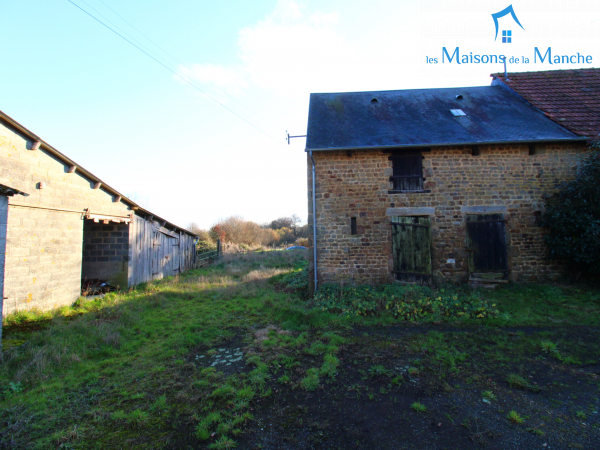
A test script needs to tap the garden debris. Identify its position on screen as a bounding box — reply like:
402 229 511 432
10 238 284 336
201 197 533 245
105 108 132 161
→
81 279 117 296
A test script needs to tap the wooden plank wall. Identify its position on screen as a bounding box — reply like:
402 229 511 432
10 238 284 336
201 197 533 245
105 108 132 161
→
128 214 197 286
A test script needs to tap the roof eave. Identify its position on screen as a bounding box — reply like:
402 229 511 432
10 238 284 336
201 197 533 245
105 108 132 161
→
305 137 588 152
0 110 198 237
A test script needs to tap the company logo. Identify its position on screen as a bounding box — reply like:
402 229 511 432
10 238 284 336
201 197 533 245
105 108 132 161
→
491 5 524 43
425 4 593 66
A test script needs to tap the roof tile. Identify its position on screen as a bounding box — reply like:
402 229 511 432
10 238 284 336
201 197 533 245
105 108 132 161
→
491 68 600 138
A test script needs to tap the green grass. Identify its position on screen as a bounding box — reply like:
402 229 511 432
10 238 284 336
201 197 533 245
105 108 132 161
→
2 251 599 448
0 251 309 448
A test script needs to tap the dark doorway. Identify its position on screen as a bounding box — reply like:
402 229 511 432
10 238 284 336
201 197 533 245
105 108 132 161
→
466 214 508 275
81 219 130 294
391 216 432 283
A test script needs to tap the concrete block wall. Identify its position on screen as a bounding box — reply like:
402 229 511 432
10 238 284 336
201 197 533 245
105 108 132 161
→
4 206 83 313
0 196 7 319
82 221 129 288
307 143 587 291
0 120 132 315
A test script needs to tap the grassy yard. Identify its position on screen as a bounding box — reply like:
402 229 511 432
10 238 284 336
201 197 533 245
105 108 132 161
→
1 251 599 449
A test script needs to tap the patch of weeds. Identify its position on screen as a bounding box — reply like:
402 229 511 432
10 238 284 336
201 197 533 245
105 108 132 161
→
127 409 149 428
280 355 300 369
369 365 392 378
507 410 524 424
314 284 499 320
391 375 403 386
0 381 24 400
320 354 339 379
506 374 541 392
150 394 167 412
278 375 291 384
540 340 559 354
196 412 222 440
208 435 237 449
411 402 428 413
408 367 420 376
526 427 545 437
110 409 149 428
482 390 495 401
321 332 347 346
300 369 320 391
290 332 308 348
275 265 309 295
306 341 337 355
556 353 581 365
576 411 587 420
235 387 255 401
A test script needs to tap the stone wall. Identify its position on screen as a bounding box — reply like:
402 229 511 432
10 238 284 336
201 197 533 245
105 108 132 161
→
82 221 129 289
0 119 132 315
307 143 587 292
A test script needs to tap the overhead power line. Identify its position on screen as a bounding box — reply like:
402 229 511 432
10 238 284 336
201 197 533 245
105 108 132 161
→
66 0 279 142
95 0 266 124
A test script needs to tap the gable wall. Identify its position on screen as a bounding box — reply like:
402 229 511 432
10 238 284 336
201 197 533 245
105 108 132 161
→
307 143 587 290
0 120 132 315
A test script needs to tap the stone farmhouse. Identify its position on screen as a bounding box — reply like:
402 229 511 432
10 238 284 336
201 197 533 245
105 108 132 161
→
305 68 600 293
0 111 198 316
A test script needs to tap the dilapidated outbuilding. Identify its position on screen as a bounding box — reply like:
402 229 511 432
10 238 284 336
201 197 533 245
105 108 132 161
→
0 110 198 316
305 76 592 292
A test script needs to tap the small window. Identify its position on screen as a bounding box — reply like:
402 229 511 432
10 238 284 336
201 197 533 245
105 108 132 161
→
450 109 466 116
350 217 357 235
390 154 423 191
502 30 512 43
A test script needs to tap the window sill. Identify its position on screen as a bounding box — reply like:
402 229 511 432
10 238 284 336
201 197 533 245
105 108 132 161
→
388 190 431 194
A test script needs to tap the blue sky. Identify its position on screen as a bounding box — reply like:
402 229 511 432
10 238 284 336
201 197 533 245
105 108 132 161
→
1 0 598 229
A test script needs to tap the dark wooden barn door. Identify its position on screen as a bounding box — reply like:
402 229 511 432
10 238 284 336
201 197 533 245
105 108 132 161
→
390 154 423 191
466 214 508 274
392 216 432 283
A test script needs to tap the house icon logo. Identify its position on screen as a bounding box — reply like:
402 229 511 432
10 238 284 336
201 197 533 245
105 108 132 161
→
492 5 525 43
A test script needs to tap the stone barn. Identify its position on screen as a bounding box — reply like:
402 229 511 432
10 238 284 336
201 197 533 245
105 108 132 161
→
305 77 594 293
0 110 198 316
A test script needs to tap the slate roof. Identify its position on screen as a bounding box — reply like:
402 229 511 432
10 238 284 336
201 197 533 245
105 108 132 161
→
491 68 600 139
305 85 584 151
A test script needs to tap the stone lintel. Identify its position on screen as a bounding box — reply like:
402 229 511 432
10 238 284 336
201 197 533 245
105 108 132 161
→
460 205 508 214
386 207 435 216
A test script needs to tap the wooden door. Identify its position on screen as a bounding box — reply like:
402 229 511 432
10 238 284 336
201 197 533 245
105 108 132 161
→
390 154 423 191
466 214 508 274
391 216 432 283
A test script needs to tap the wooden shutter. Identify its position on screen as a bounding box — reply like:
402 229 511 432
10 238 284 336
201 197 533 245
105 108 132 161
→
391 155 423 191
466 214 508 273
391 216 432 283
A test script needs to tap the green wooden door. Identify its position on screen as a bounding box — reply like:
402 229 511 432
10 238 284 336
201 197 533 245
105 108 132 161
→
391 216 432 283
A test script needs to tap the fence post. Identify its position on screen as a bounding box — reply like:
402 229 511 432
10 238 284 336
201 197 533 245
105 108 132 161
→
217 238 221 259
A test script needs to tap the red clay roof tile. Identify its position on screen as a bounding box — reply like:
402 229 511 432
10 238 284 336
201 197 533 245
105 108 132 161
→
491 68 600 139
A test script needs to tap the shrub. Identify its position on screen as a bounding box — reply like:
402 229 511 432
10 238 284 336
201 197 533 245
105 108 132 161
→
542 147 600 276
294 238 309 247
